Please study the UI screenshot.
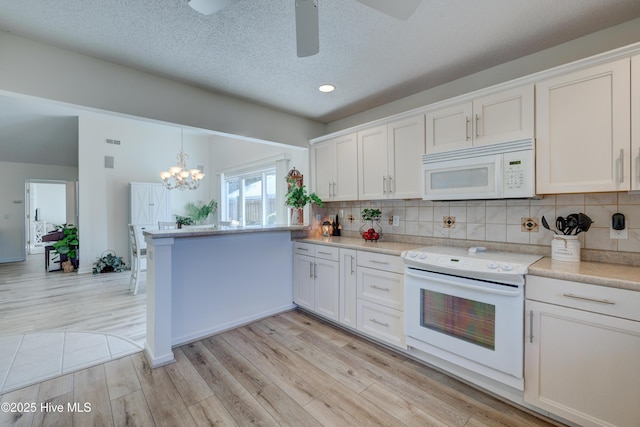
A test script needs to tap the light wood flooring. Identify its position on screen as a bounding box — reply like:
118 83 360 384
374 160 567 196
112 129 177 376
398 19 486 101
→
1 309 558 426
0 254 146 346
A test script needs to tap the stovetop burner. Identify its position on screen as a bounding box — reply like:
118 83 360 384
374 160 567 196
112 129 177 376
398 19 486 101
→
401 246 542 286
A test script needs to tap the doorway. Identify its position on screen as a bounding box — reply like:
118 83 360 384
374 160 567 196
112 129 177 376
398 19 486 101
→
25 179 78 256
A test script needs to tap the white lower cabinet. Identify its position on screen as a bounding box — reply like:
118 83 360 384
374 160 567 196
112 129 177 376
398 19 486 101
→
293 242 405 349
356 251 405 348
339 248 358 328
525 276 640 427
292 242 339 321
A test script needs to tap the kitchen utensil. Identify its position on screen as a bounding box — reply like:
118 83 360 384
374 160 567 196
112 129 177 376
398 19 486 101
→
541 216 557 234
556 217 566 234
565 214 579 235
578 213 594 233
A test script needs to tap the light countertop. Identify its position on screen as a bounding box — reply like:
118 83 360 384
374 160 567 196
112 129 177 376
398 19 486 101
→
144 224 308 239
528 258 640 292
296 236 424 256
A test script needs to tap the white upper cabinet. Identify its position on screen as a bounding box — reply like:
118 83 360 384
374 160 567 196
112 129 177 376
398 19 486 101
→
312 133 358 201
536 58 631 194
632 55 640 191
358 114 425 200
425 85 534 153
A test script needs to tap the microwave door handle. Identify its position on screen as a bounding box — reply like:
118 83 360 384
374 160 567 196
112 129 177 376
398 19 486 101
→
405 269 521 297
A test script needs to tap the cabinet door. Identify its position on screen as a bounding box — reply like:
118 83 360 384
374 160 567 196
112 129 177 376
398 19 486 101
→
358 125 388 200
130 183 153 225
333 133 359 200
149 184 170 224
312 141 334 200
632 55 640 191
293 254 314 310
339 248 357 328
314 258 339 321
425 101 472 153
473 85 534 146
525 300 640 427
536 58 631 193
387 115 425 199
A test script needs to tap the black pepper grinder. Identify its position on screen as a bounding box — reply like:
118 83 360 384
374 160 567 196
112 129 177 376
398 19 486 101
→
333 214 341 236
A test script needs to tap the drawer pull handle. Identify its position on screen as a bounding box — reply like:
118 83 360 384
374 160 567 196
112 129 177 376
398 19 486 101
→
562 293 615 305
369 260 390 265
370 285 390 292
370 318 389 327
317 251 332 256
297 247 309 251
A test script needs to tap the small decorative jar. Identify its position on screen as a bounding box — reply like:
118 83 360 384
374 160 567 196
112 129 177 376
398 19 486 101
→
551 235 580 262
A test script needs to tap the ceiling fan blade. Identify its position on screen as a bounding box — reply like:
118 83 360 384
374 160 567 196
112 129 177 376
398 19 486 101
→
355 0 421 20
295 0 319 57
188 0 240 15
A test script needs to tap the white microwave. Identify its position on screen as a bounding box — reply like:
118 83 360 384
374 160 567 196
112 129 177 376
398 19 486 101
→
422 140 535 200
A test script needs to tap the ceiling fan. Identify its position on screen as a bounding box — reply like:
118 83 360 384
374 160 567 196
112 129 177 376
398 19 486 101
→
187 0 421 57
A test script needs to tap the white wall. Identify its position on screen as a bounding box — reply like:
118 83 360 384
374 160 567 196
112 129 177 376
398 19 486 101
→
327 17 640 133
31 182 66 225
0 161 77 262
78 113 212 272
0 32 325 148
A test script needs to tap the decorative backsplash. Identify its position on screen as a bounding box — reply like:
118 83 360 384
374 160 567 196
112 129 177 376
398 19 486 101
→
312 192 640 261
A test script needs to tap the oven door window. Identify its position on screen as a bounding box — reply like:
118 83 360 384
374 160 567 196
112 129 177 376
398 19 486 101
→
421 289 495 350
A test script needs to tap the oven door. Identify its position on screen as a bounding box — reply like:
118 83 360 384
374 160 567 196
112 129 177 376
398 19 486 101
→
423 153 502 200
404 267 524 380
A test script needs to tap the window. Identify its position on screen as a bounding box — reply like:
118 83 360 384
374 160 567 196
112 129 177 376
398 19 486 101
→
222 168 277 226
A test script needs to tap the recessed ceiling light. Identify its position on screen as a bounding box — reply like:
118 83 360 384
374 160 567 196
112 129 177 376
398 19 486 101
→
318 84 335 93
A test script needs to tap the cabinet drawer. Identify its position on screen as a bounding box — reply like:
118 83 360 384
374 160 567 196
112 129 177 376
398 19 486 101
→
357 251 403 274
526 275 640 322
314 245 340 261
293 242 315 256
357 267 403 310
357 300 405 348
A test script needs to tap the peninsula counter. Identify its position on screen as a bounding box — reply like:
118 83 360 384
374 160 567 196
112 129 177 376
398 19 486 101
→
143 225 306 367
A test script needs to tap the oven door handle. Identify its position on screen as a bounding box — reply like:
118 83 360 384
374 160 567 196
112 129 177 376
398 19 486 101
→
405 270 521 297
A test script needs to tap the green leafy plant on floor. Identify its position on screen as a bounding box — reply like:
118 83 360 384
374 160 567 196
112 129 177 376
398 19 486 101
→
92 252 127 274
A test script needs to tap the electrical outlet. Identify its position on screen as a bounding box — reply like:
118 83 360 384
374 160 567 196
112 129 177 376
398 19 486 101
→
393 215 400 226
611 227 628 239
316 214 321 222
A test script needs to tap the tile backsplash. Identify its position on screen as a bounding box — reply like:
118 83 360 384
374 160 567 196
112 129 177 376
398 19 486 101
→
313 192 640 256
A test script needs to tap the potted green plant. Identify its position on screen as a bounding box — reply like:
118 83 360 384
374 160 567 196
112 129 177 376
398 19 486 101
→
185 199 217 224
52 224 79 271
175 215 194 229
285 180 324 225
92 251 127 274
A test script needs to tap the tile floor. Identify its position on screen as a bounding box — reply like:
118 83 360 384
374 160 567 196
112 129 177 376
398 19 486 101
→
0 331 141 393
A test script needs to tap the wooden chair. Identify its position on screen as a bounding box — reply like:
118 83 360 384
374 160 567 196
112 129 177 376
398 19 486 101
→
158 220 176 230
128 224 147 295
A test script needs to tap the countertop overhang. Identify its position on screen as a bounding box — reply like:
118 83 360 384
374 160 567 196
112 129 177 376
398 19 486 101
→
144 224 308 239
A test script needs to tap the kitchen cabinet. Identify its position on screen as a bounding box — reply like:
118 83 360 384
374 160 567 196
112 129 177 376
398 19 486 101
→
292 242 339 321
536 58 631 193
129 182 171 226
356 251 405 348
633 55 640 191
312 133 358 201
339 248 357 328
525 276 640 427
358 114 425 200
425 85 533 154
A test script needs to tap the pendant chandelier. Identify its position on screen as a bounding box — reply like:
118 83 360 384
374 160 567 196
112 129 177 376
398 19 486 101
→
160 129 205 190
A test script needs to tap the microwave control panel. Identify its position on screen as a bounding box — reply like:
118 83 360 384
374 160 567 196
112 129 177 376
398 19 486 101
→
503 150 534 197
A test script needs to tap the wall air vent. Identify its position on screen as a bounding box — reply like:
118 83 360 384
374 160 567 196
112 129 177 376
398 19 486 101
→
104 156 114 169
106 139 121 145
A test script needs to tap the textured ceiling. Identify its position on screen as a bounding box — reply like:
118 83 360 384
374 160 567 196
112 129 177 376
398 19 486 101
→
1 0 640 124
